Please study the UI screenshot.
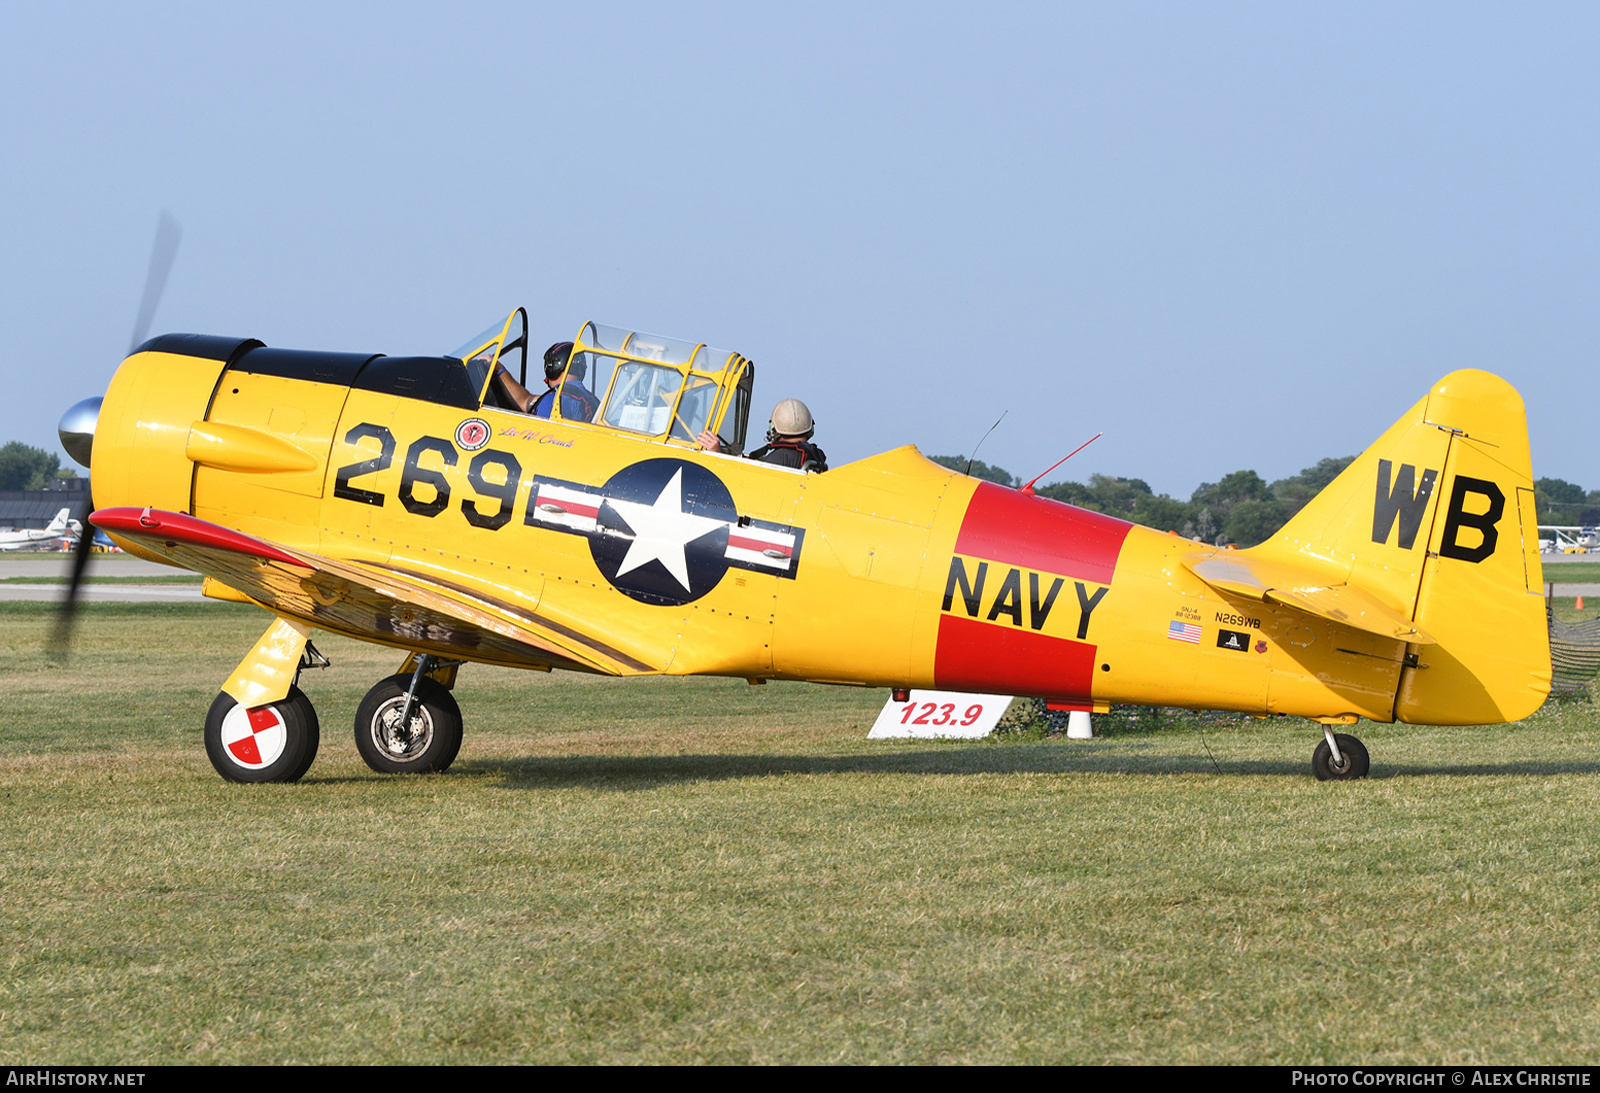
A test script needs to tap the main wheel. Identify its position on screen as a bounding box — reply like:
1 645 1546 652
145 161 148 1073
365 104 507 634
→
354 674 463 774
1312 733 1370 781
204 686 320 784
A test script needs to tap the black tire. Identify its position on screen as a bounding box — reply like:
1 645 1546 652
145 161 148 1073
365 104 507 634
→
1312 733 1370 781
353 674 463 774
204 686 320 784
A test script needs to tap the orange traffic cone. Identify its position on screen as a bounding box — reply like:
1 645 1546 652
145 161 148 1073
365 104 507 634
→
1578 596 1585 610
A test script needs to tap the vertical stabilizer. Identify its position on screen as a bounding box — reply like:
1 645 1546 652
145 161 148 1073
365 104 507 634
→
1255 369 1549 723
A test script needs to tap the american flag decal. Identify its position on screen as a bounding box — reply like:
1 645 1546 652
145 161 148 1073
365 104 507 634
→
1167 620 1202 644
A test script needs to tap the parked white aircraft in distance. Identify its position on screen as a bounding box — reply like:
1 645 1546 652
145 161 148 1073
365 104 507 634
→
0 508 82 551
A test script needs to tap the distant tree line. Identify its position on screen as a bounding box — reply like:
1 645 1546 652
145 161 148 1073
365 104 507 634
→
930 454 1599 548
0 442 76 491
1530 478 1600 528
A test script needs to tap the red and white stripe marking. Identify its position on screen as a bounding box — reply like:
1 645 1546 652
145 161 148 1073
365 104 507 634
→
529 483 602 533
219 703 288 769
726 525 796 572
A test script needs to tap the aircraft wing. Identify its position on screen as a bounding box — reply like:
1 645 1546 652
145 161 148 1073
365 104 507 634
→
92 507 648 674
1183 552 1435 645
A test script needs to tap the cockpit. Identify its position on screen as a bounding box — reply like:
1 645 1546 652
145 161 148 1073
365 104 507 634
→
451 310 756 454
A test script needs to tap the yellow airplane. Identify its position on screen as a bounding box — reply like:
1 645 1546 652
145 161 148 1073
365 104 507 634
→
56 308 1550 783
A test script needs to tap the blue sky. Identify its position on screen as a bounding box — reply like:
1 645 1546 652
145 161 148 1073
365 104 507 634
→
2 2 1596 496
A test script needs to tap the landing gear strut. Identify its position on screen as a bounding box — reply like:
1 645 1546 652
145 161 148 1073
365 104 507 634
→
354 654 464 774
1312 727 1370 781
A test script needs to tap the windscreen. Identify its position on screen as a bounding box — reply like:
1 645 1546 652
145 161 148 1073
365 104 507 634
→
601 362 684 436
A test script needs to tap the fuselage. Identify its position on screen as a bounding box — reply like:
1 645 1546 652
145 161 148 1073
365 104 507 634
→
92 335 1446 723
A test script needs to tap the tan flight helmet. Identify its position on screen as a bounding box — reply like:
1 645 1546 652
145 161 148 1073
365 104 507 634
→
767 398 815 443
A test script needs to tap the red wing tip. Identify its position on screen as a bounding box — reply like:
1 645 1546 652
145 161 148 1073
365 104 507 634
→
91 507 313 569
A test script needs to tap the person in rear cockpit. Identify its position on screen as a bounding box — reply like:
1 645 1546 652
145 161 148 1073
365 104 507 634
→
699 398 828 472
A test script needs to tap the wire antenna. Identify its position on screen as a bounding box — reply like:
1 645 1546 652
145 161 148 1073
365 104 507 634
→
964 411 1007 478
1196 720 1223 775
1019 432 1102 496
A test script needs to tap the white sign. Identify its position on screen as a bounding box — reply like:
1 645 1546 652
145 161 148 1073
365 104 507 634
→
868 690 1014 739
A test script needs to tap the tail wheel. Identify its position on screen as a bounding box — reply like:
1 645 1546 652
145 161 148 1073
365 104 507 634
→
354 674 463 774
1312 733 1370 781
204 686 320 784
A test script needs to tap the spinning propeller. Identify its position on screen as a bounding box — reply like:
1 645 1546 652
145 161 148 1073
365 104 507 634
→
51 211 183 657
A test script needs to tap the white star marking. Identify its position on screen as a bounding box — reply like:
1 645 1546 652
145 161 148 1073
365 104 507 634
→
605 469 728 592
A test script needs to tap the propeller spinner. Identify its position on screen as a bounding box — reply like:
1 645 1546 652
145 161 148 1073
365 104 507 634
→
58 396 101 468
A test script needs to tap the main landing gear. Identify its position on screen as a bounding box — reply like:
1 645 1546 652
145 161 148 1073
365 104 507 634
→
353 655 463 774
1312 725 1370 781
204 615 466 783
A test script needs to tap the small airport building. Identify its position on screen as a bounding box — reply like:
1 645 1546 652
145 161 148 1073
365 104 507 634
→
0 478 89 530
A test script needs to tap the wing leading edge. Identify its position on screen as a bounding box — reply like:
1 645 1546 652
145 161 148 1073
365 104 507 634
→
92 507 653 674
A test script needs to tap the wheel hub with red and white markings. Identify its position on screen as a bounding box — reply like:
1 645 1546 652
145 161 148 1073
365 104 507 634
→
218 703 288 768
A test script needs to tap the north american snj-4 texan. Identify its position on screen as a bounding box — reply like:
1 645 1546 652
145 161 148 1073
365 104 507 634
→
54 303 1549 785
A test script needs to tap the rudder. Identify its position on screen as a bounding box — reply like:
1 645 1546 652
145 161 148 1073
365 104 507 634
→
1396 371 1549 723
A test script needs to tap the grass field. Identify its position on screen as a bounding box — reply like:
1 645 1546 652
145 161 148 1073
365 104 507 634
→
3 602 1599 1064
1539 560 1600 584
1550 596 1598 623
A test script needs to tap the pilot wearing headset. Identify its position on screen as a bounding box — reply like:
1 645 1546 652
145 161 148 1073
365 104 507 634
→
494 342 599 422
698 398 827 472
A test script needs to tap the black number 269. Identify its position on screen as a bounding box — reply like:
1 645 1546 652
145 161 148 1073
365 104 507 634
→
333 424 521 530
333 424 395 506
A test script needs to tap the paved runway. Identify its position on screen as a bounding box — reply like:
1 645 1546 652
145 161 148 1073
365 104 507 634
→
0 583 210 602
0 555 182 579
0 553 211 602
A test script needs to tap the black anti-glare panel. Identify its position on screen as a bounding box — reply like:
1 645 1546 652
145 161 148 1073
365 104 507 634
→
135 333 264 363
139 334 481 411
230 347 379 386
350 356 481 410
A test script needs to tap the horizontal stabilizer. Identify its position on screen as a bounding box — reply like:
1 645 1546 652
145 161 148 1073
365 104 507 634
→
1184 554 1435 645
